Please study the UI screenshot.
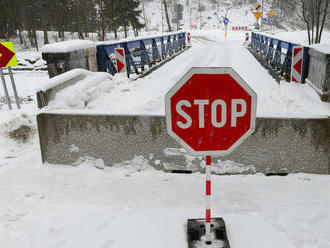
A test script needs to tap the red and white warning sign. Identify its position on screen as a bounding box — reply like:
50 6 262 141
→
291 46 304 83
187 32 192 46
114 47 127 74
245 33 249 41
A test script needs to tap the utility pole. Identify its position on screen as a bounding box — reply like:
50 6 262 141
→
142 0 148 32
199 0 202 29
261 0 264 32
161 0 164 33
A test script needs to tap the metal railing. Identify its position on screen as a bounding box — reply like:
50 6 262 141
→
97 32 187 76
251 32 308 82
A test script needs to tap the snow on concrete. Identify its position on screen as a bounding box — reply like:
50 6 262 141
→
41 40 96 53
44 30 330 118
255 30 330 46
43 70 128 110
309 43 330 54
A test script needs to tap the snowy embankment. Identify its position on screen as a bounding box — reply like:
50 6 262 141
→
0 134 329 248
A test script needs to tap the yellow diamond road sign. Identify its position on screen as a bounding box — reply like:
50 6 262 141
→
0 42 18 68
255 4 261 11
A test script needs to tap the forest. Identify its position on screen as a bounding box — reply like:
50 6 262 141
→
0 0 144 48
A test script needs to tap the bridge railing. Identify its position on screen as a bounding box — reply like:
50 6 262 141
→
251 32 308 82
97 32 187 76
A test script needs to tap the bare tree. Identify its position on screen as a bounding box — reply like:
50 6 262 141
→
163 0 172 32
291 0 330 44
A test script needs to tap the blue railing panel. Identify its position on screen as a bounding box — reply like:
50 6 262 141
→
96 32 187 76
251 32 308 83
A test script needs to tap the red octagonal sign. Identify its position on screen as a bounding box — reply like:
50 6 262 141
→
165 67 257 156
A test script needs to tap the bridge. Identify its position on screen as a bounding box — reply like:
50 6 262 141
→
37 30 330 174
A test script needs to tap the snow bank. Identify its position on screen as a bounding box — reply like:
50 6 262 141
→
0 112 36 143
44 70 130 111
38 69 111 92
41 40 96 53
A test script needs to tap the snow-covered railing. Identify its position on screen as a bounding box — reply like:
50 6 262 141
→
251 32 308 82
97 32 187 77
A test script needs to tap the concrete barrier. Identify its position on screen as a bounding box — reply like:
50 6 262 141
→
41 40 98 78
37 113 330 174
306 45 330 102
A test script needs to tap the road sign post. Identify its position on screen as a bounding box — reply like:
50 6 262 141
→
165 67 257 246
223 17 229 38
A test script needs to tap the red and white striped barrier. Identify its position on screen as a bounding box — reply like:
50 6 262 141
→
114 47 127 74
291 46 304 83
232 26 248 31
205 155 211 240
187 32 192 46
245 33 249 41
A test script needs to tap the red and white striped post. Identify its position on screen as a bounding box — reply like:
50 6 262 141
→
205 155 212 241
245 33 249 42
187 32 192 46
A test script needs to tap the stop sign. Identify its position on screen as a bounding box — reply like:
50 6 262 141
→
165 67 257 156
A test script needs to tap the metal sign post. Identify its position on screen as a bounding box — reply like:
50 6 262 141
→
223 17 229 38
8 68 20 109
165 67 257 247
0 68 12 110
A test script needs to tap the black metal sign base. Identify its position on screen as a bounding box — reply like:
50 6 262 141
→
187 218 230 248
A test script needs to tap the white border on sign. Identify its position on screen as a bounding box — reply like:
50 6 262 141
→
165 67 257 156
114 47 127 74
291 46 304 83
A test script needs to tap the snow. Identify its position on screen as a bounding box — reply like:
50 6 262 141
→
43 30 330 118
1 2 330 247
309 43 330 54
1 28 330 248
40 40 96 53
255 30 330 47
38 68 111 92
0 116 330 248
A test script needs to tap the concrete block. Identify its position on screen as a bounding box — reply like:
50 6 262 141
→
307 47 330 102
37 113 330 174
42 47 98 78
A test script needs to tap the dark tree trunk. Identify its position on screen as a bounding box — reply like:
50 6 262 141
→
163 0 172 32
124 26 128 38
78 32 84 39
28 30 34 47
43 30 49 44
318 0 329 43
33 30 38 51
18 29 24 45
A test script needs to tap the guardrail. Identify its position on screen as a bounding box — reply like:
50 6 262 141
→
97 32 187 77
251 32 308 82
